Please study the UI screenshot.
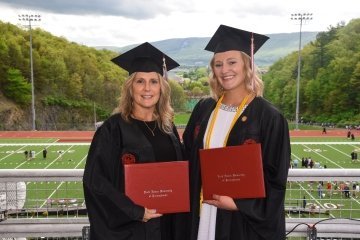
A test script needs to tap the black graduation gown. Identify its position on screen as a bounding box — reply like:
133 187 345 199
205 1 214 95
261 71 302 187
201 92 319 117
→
183 97 291 240
83 113 185 240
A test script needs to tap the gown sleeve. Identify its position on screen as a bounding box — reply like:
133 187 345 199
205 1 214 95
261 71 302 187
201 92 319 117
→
233 105 290 239
83 119 144 229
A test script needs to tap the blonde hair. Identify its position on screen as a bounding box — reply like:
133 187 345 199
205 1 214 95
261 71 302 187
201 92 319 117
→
115 72 174 134
208 51 264 100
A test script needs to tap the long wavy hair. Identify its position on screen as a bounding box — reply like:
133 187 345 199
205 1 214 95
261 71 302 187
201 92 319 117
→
208 51 264 100
114 72 174 134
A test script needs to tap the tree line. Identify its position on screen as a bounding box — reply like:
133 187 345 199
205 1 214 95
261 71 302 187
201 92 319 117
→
263 18 360 127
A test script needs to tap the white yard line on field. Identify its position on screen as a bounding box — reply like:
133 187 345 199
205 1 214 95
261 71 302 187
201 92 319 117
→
15 147 37 169
291 152 303 161
291 142 360 145
0 145 27 163
39 182 65 208
298 183 336 218
301 144 343 168
44 145 75 169
0 143 90 146
326 144 352 157
75 154 88 169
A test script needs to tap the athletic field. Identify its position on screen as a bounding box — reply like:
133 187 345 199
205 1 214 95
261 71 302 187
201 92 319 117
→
0 129 359 222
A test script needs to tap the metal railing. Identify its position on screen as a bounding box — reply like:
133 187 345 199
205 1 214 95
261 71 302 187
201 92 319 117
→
0 169 360 238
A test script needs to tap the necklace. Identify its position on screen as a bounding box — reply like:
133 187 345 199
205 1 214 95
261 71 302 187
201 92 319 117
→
220 103 238 112
143 121 157 136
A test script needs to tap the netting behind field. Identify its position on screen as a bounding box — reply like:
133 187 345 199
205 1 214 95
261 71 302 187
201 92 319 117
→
0 182 26 210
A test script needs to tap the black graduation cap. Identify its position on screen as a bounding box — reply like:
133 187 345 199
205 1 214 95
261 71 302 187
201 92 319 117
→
111 42 179 75
204 24 269 55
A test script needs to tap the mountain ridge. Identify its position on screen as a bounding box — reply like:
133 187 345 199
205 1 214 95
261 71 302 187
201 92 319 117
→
95 32 318 67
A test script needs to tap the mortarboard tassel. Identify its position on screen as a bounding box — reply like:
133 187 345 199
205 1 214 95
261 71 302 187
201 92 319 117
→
162 56 168 81
251 32 255 92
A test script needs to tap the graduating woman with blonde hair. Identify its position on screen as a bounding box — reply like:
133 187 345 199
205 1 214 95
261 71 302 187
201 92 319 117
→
83 42 186 240
183 25 291 240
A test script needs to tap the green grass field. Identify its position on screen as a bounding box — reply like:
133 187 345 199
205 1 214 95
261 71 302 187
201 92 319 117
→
286 138 360 225
0 136 359 224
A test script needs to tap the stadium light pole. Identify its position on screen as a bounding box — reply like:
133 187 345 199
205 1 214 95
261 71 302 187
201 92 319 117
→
93 102 97 130
291 13 312 130
18 14 41 131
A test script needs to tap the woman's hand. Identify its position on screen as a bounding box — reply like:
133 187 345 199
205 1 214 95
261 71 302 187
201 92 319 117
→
142 208 163 222
203 194 238 210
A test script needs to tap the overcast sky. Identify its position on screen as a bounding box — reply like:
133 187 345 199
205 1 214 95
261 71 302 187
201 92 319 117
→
0 0 359 47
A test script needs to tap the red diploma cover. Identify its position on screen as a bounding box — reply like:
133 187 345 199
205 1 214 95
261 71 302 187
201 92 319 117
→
199 143 265 200
124 161 190 213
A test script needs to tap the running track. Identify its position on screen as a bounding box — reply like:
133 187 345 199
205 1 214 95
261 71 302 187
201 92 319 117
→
0 129 357 140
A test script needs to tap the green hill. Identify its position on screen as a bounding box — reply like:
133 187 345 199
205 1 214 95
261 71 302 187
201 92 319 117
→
1 18 359 131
